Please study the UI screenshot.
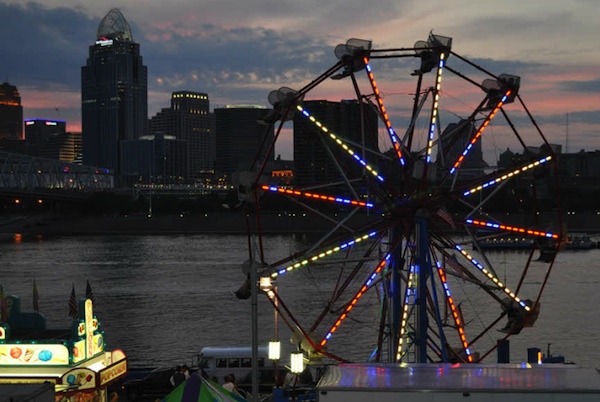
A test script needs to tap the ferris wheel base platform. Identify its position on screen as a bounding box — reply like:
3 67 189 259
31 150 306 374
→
316 363 600 401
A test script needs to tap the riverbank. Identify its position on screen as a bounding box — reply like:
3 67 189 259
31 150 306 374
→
2 211 600 237
0 212 378 236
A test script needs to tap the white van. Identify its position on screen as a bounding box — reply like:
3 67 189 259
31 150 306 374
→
193 345 269 384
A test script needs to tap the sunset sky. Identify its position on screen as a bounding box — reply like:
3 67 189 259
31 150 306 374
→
1 0 598 162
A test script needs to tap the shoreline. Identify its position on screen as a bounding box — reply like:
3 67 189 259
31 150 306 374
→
2 212 600 238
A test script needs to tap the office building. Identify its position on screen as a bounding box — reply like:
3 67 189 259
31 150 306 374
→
81 8 148 174
121 133 188 184
149 91 214 178
24 118 65 157
0 82 23 141
293 100 379 187
214 105 274 180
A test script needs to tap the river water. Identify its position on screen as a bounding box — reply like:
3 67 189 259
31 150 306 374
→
1 233 599 370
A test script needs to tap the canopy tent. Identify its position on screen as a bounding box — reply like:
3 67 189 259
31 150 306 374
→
162 373 249 402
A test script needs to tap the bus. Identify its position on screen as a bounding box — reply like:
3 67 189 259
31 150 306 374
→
193 345 269 385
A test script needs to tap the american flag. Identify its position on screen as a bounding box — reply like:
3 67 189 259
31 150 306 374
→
69 284 78 319
445 254 466 280
436 207 456 230
85 279 95 303
33 280 40 313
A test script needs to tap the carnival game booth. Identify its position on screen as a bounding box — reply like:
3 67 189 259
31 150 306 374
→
0 296 128 402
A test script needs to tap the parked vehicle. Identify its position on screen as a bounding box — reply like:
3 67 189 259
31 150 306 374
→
192 345 268 385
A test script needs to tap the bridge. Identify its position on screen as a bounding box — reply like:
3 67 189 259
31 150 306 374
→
0 151 114 201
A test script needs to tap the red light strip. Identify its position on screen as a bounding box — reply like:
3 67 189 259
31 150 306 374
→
261 185 373 208
450 90 511 174
320 255 390 348
466 219 559 239
436 261 473 362
364 57 406 166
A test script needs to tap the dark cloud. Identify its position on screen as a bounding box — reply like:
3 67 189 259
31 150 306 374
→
559 78 600 93
1 0 598 151
138 23 336 91
0 2 97 90
547 110 600 126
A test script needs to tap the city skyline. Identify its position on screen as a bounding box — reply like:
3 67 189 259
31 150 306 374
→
1 0 599 162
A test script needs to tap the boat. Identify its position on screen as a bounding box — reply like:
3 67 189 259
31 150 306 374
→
564 235 596 250
474 236 534 250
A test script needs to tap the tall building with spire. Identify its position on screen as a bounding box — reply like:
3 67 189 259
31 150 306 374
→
0 82 23 141
81 8 147 176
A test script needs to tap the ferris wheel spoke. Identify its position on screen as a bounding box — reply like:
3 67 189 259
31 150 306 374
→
465 219 560 242
296 105 385 182
434 260 474 362
461 156 554 197
269 231 380 278
260 185 374 208
267 288 349 364
364 57 406 166
449 91 512 175
454 244 532 312
425 52 447 165
396 264 416 361
320 255 391 348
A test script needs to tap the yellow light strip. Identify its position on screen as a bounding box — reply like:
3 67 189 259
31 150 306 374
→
463 156 553 196
396 266 416 361
296 105 385 181
455 245 530 311
426 53 445 163
271 231 378 278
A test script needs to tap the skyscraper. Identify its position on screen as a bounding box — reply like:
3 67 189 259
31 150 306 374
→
24 118 66 157
149 91 214 178
81 8 148 174
214 105 274 180
0 82 23 141
293 100 379 187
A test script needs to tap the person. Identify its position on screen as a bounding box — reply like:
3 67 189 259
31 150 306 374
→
182 364 190 379
109 392 119 402
222 373 236 393
283 371 299 389
170 365 186 388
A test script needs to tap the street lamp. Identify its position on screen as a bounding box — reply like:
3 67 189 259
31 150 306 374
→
269 340 281 361
290 352 304 374
261 275 281 386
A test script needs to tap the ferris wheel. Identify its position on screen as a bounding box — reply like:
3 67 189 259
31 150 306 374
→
244 32 563 365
